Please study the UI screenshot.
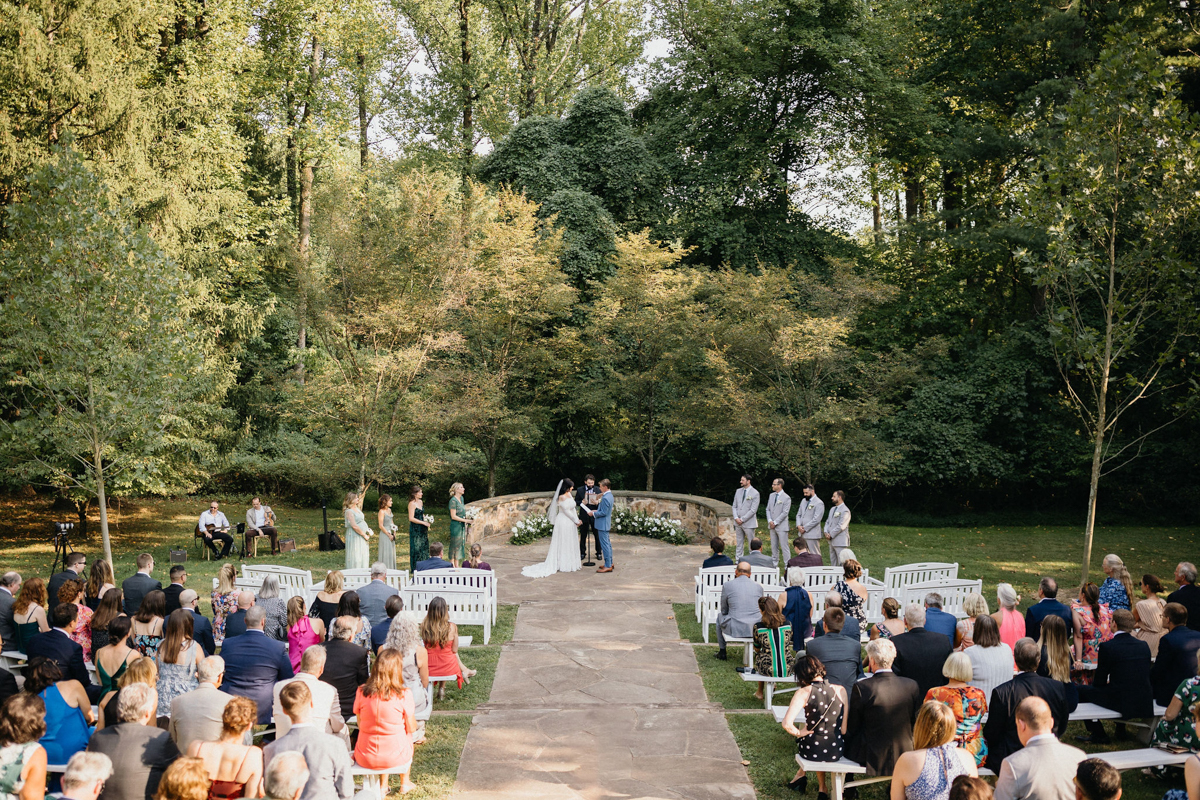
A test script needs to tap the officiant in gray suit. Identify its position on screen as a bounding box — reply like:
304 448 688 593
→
731 475 760 559
765 479 791 571
796 485 825 559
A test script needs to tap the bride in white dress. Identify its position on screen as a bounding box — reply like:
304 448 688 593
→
521 479 582 578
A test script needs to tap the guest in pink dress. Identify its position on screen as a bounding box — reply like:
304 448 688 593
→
286 596 325 672
992 583 1025 657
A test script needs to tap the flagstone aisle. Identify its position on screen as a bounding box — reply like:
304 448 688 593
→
451 536 756 800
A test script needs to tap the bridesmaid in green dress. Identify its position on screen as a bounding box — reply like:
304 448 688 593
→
377 494 398 569
448 482 471 568
407 485 431 568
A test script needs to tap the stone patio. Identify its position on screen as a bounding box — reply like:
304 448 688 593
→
451 536 755 799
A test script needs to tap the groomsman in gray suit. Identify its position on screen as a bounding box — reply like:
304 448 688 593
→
765 479 791 571
731 475 760 559
824 490 851 565
796 485 825 559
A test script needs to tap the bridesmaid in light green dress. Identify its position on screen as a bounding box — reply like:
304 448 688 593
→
344 491 372 570
377 494 398 569
448 482 471 568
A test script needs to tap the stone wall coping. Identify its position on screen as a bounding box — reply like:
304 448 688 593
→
467 489 732 515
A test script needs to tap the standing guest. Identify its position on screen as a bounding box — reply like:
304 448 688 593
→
223 592 254 641
834 557 869 624
1076 609 1152 745
356 564 399 629
308 572 344 631
1098 555 1132 612
776 567 814 643
925 653 988 766
966 615 1015 701
382 615 430 745
787 537 823 570
370 596 403 654
715 562 764 661
286 597 325 672
0 572 21 652
751 597 795 701
765 478 791 572
422 596 469 700
1024 578 1073 640
890 701 979 800
196 502 234 560
1168 563 1200 632
781 654 847 797
743 538 776 570
823 490 851 566
330 592 371 649
25 658 93 767
464 543 490 571
187 697 263 799
87 682 181 800
1134 574 1167 657
219 606 294 724
576 475 601 562
0 694 48 800
845 639 921 778
245 497 280 557
62 752 114 800
923 593 958 645
731 475 760 560
178 591 214 657
805 608 863 695
168 656 233 754
993 584 1025 654
872 597 907 640
981 638 1076 769
162 567 186 616
89 591 125 653
414 542 452 572
121 555 161 617
131 591 167 659
255 577 289 642
85 561 116 612
25 604 97 700
210 564 239 648
1076 760 1123 800
1072 582 1114 682
796 484 825 559
155 610 202 725
265 683 354 800
448 482 472 568
321 618 370 722
407 485 431 568
1036 615 1074 685
151 756 208 800
353 649 417 795
272 646 346 741
956 594 990 650
343 491 372 571
1150 603 1200 707
992 697 1085 800
702 538 733 569
93 618 138 700
59 580 94 662
262 753 307 800
11 578 49 651
98 657 157 730
893 604 953 700
49 554 87 609
376 495 399 571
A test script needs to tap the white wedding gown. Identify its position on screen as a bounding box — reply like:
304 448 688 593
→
521 497 582 578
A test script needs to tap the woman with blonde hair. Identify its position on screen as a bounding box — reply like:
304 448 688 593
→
382 615 429 744
154 756 212 800
1036 614 1072 683
924 653 987 765
286 596 324 672
1099 554 1132 611
448 482 471 568
211 564 239 646
377 494 399 570
955 593 989 650
1133 574 1167 656
890 701 978 800
309 571 344 629
991 583 1024 654
188 697 263 799
343 491 372 571
354 649 417 795
156 609 202 723
99 656 158 729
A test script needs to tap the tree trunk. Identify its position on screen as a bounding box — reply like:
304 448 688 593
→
357 52 369 168
296 160 314 383
869 162 881 246
645 466 654 492
458 0 473 198
487 462 496 498
943 167 960 231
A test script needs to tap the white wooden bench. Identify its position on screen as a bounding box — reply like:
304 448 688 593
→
339 568 410 593
739 671 797 708
0 652 26 673
883 563 959 599
410 568 497 624
900 578 983 619
242 565 314 600
351 761 411 797
795 754 994 800
698 567 781 643
402 586 491 644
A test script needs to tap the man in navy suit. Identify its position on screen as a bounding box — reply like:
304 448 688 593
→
1078 609 1153 744
48 553 86 607
26 603 99 701
1151 602 1200 707
892 604 952 700
179 589 216 656
922 593 958 644
220 605 294 723
223 592 255 640
122 553 162 615
414 541 453 572
702 538 734 569
1024 577 1073 639
1167 563 1200 633
163 565 187 615
983 638 1077 769
370 595 403 653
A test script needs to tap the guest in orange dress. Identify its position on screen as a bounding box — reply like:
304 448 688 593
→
353 649 416 795
420 596 472 699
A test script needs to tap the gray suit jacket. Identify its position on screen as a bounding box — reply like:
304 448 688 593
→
797 496 825 538
356 579 399 629
88 722 180 800
805 632 864 695
823 503 850 546
744 551 777 569
732 486 760 528
0 588 15 652
719 576 764 638
264 724 355 800
766 491 791 533
169 682 233 754
994 735 1086 800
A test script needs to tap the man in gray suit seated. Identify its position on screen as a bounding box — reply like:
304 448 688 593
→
994 696 1086 800
265 681 362 800
743 539 777 570
805 607 863 695
356 562 399 628
716 562 763 661
731 475 760 559
87 683 180 800
169 655 233 753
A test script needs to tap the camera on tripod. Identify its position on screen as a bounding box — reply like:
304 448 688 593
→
51 521 75 541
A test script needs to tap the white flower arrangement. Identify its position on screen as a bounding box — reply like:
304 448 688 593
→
508 508 690 546
509 515 554 545
463 507 480 520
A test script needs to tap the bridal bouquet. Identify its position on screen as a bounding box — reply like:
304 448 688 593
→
424 515 436 525
463 507 480 520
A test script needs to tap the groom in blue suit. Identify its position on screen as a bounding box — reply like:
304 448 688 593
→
587 479 615 573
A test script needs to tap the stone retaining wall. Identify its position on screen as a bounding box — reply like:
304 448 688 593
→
466 490 735 546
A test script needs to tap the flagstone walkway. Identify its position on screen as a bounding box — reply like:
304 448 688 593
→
451 536 755 799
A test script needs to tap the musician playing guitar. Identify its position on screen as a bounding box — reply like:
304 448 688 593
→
197 501 234 558
245 497 280 556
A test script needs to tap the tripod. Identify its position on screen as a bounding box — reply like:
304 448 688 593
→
580 511 598 567
50 530 75 576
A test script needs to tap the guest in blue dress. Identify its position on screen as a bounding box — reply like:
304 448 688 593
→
1099 555 1133 612
779 567 814 643
25 658 93 766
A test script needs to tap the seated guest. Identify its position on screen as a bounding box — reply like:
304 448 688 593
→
130 591 166 660
845 639 920 777
871 597 906 640
272 646 346 741
1024 577 1072 640
245 497 280 557
62 752 114 800
715 562 763 661
1151 603 1200 707
1071 582 1114 680
222 592 255 641
151 756 209 800
891 701 979 799
121 554 162 616
956 594 989 650
751 597 795 701
255 577 289 642
220 605 294 724
1159 706 1200 800
331 592 371 649
187 697 262 799
0 693 49 800
263 752 307 800
59 580 93 662
382 615 429 744
321 618 370 722
743 538 776 569
90 590 126 653
702 537 733 569
967 615 1014 700
0 667 16 707
814 591 861 640
1098 554 1132 611
85 561 116 612
195 502 234 560
87 683 181 800
371 595 403 654
893 604 952 700
982 638 1077 769
1077 759 1122 800
169 656 232 754
287 597 326 671
1036 615 1073 685
25 603 98 701
924 592 959 645
1169 563 1200 632
308 572 344 632
356 563 399 629
49 553 87 609
178 591 214 657
1150 652 1200 754
1077 609 1153 745
925 652 988 766
414 541 452 572
0 572 22 653
11 577 50 652
211 565 239 647
993 696 1085 800
94 618 138 699
805 608 863 696
421 596 472 700
464 543 491 571
787 537 823 569
834 557 868 624
162 567 187 616
1133 574 1167 657
990 583 1024 653
781 654 847 797
266 682 356 800
775 567 813 643
155 610 202 725
951 776 994 800
99 657 157 729
353 649 417 795
24 657 93 766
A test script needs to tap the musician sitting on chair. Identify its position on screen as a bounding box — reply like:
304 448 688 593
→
197 501 234 558
246 497 280 556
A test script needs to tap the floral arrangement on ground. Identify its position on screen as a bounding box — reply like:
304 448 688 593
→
508 508 690 546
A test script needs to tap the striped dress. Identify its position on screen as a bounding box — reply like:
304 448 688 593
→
753 624 795 677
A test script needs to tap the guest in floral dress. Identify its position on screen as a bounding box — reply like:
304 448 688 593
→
131 590 166 659
834 557 868 624
1151 673 1200 752
155 609 202 723
1072 582 1114 685
1098 554 1134 611
0 693 48 800
57 580 93 662
211 563 239 646
924 652 988 766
